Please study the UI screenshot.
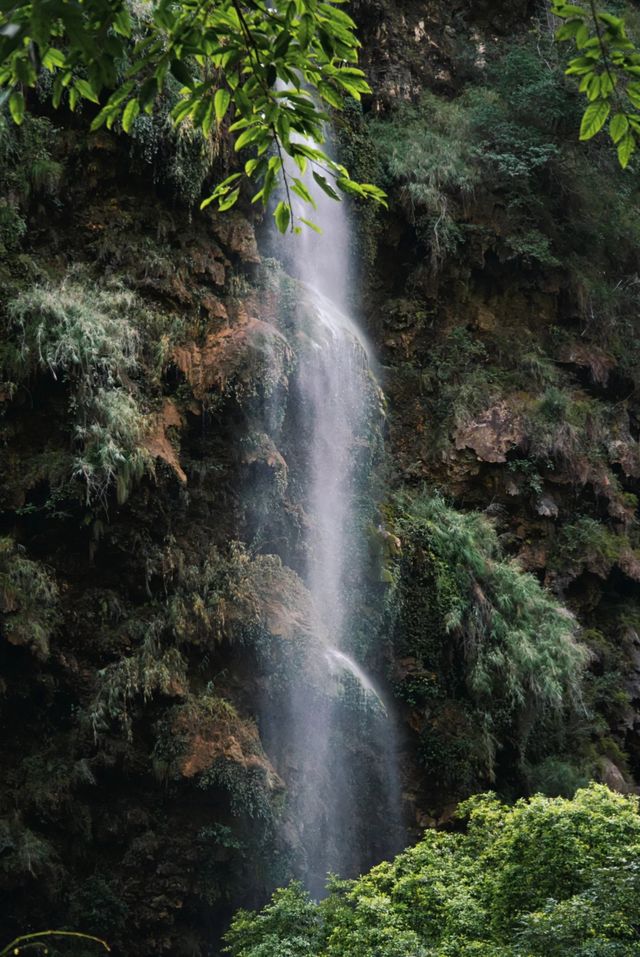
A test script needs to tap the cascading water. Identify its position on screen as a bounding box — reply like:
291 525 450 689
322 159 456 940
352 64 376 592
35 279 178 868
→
261 131 406 895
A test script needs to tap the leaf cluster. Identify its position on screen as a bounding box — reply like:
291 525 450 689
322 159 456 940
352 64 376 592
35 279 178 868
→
553 1 640 166
0 0 386 232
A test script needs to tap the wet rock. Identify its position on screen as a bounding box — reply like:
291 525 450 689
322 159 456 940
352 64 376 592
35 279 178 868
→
455 400 526 463
173 309 292 401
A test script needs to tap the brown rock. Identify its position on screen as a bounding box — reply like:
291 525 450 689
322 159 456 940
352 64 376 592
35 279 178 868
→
173 313 291 400
207 211 260 263
558 342 616 386
599 757 631 794
455 400 526 463
143 399 187 484
173 697 284 792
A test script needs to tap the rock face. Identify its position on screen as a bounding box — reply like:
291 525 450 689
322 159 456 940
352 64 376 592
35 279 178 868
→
455 400 526 463
2 0 640 953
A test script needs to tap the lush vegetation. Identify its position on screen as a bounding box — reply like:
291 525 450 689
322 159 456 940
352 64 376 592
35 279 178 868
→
5 277 153 506
388 491 588 793
0 0 638 241
552 0 640 166
225 784 640 957
0 0 385 231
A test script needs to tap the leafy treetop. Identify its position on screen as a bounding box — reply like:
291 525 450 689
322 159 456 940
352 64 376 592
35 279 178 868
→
0 0 638 238
224 784 640 957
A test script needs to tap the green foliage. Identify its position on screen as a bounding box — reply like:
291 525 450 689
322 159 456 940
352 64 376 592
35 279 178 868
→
6 277 153 506
0 0 385 230
550 515 630 577
370 44 573 271
0 112 62 255
369 92 478 269
88 632 187 740
225 882 322 957
389 491 588 788
525 755 591 797
552 1 640 166
8 277 139 381
0 536 59 657
127 74 222 205
225 784 640 957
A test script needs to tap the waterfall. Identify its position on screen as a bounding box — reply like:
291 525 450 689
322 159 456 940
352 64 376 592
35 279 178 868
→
260 131 405 896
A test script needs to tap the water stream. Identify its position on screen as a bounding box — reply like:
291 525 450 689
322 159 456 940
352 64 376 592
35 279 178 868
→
264 132 405 895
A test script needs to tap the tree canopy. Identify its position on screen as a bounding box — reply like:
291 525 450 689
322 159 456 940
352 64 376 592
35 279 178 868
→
225 784 640 957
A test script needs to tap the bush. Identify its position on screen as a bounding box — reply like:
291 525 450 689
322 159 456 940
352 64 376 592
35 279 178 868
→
6 277 153 506
0 112 62 255
389 491 588 786
0 537 60 658
225 784 640 957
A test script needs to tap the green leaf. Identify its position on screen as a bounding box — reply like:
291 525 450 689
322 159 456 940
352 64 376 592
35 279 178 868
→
579 99 611 140
312 171 340 201
170 59 193 88
627 83 640 109
291 177 317 208
318 82 344 109
9 90 24 124
234 125 263 151
41 47 66 71
122 98 140 133
218 187 240 211
274 200 291 234
556 3 588 15
575 22 590 47
201 99 215 137
610 113 629 144
298 13 313 48
214 87 231 124
617 131 635 168
74 78 99 104
299 217 322 234
556 19 583 41
586 74 601 101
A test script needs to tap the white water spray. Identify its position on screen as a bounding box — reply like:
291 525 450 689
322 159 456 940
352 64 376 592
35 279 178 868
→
268 129 404 894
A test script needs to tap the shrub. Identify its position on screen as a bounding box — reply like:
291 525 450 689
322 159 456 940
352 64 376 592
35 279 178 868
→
370 91 479 269
87 632 187 741
0 112 62 255
6 277 153 506
8 278 139 384
0 537 60 658
389 491 588 786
